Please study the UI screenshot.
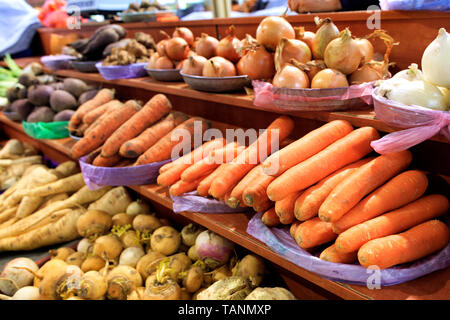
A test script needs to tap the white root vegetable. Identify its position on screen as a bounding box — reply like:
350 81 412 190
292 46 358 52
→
16 195 44 218
0 257 39 296
0 140 24 159
21 173 85 198
92 234 123 261
38 193 69 210
135 251 166 280
79 271 107 300
232 254 265 288
126 199 151 216
0 156 42 167
245 287 296 300
88 187 132 216
77 238 93 254
0 286 40 300
181 223 204 247
50 247 76 260
76 209 112 238
52 161 79 178
132 214 161 233
119 247 145 268
81 255 106 273
65 252 86 267
106 265 143 300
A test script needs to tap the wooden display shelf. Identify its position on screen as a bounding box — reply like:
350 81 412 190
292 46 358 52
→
0 113 449 300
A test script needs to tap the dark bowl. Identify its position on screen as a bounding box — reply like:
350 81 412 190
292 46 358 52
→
71 60 100 73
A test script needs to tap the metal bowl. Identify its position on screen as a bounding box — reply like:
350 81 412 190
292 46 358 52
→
71 60 100 73
180 73 251 93
145 67 182 82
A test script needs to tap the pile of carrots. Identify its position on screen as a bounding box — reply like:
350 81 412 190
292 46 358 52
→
156 117 450 270
68 89 210 167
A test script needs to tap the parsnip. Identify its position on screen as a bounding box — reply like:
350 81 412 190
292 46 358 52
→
0 155 42 166
52 161 79 178
20 173 85 198
16 196 44 218
0 140 24 159
38 193 69 210
88 187 132 216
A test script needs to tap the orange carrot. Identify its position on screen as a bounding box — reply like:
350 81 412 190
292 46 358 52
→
294 217 337 249
319 244 358 264
261 207 280 227
209 116 295 199
92 153 123 167
267 126 380 201
262 120 353 176
156 138 225 187
85 148 101 164
242 170 275 207
275 191 303 225
71 100 141 159
136 117 212 165
335 194 449 253
69 88 115 133
332 170 429 234
197 165 225 197
101 94 173 158
226 165 265 208
319 150 413 223
169 176 209 197
358 220 450 269
82 100 123 125
294 158 374 221
290 221 302 238
120 112 189 158
253 199 273 213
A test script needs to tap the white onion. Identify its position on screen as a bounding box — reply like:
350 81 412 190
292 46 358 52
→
422 28 450 88
392 63 423 81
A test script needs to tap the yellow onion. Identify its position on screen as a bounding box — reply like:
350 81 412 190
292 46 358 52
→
301 60 327 82
195 33 219 59
311 68 349 89
173 27 194 47
349 62 386 85
164 37 190 62
156 30 171 57
202 56 236 77
272 60 310 89
181 55 207 76
422 28 450 88
324 28 363 75
294 26 315 50
237 44 275 80
256 16 295 52
154 56 174 69
216 25 241 63
355 38 374 66
274 38 311 71
311 17 339 60
237 34 258 57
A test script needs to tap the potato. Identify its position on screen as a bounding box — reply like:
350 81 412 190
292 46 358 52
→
26 106 55 123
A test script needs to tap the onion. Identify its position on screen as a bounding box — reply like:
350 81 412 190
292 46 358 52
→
202 56 236 77
173 27 194 47
237 34 258 57
355 38 374 66
256 16 295 52
195 33 219 59
311 17 339 60
311 68 349 89
439 87 450 108
147 52 160 69
164 37 190 62
295 27 315 50
301 60 327 81
181 55 207 76
237 44 275 80
272 61 310 89
324 28 363 75
393 63 423 81
195 230 234 269
274 37 311 71
216 25 241 63
154 56 174 69
156 31 171 56
422 28 450 88
349 62 385 85
0 258 39 296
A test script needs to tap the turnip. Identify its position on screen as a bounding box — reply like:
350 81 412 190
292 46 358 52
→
81 255 106 273
187 245 199 261
93 234 123 261
0 286 40 300
232 254 265 287
135 251 165 280
112 213 134 227
180 288 192 300
150 226 181 256
196 276 251 300
49 247 76 261
192 287 206 300
182 266 203 293
245 287 296 300
65 252 86 267
203 264 232 287
144 274 181 300
106 265 143 300
181 223 204 247
33 259 68 288
79 271 107 300
166 253 192 276
0 257 39 296
76 210 112 239
39 265 83 300
195 230 235 269
132 214 161 233
127 286 145 300
126 199 151 216
119 247 145 268
120 230 143 250
77 238 93 254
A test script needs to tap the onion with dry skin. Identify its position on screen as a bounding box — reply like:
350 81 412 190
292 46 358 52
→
311 68 349 88
256 16 295 51
274 37 312 71
147 52 160 69
216 25 241 63
154 56 174 69
237 44 275 80
195 33 219 59
311 17 339 60
301 60 327 81
295 26 315 49
202 56 236 77
156 31 171 56
173 27 194 47
181 55 207 76
355 38 374 66
165 37 190 62
324 28 363 75
273 61 310 89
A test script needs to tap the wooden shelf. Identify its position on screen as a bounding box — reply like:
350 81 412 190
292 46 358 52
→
1 114 449 300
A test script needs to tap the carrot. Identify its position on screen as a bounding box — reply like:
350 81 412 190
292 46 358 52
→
69 88 115 133
358 220 450 269
290 221 301 238
197 165 225 197
92 153 123 167
319 244 358 264
75 123 89 138
135 117 211 165
101 94 173 158
267 126 380 202
253 199 273 213
294 158 373 222
181 142 245 183
209 116 295 199
319 150 413 223
119 112 189 158
294 217 337 249
261 207 280 227
242 169 275 207
83 103 124 137
71 100 141 159
275 191 302 225
156 138 225 187
85 148 101 164
335 194 449 253
226 165 265 208
262 120 354 176
332 170 429 234
82 100 123 125
169 176 209 197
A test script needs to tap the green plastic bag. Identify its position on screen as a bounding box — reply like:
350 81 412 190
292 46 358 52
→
22 121 70 140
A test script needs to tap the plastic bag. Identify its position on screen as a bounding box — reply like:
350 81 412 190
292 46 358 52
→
79 156 171 190
22 121 70 139
379 0 450 11
252 80 374 112
40 55 76 70
96 62 148 80
170 191 253 214
247 213 450 286
370 90 450 154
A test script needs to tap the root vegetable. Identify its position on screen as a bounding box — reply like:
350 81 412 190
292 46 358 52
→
311 68 349 88
202 56 236 77
77 238 93 254
0 257 39 296
106 265 142 300
165 37 190 61
120 230 143 249
144 274 181 300
245 287 296 300
232 254 265 287
127 286 145 300
112 213 134 227
0 140 24 159
183 266 203 293
150 226 181 256
38 193 69 210
311 17 339 60
79 271 107 300
195 230 234 269
256 16 295 52
50 247 76 261
81 255 105 273
34 259 68 288
236 44 275 80
216 25 240 63
180 288 191 300
39 265 83 300
188 245 199 261
272 61 310 89
324 28 363 75
0 286 40 300
166 253 192 276
135 251 166 279
88 187 132 216
126 199 151 216
195 33 219 59
119 247 145 268
197 276 251 300
133 214 162 233
181 223 204 247
93 234 123 261
275 38 312 71
76 209 112 239
181 55 208 76
65 252 86 267
173 27 194 47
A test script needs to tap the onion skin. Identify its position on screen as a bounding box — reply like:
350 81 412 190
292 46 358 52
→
275 38 312 71
311 17 339 60
237 45 275 80
196 33 219 59
202 57 236 77
173 27 194 47
256 16 295 52
154 56 174 69
273 64 310 89
324 28 363 75
181 55 207 76
164 37 190 62
349 64 384 85
217 26 241 63
355 38 374 66
147 52 160 69
303 60 327 81
311 68 349 88
295 27 315 50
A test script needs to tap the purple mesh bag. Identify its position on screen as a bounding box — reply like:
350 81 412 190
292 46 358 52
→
79 156 171 190
247 212 450 286
96 62 148 80
40 55 76 70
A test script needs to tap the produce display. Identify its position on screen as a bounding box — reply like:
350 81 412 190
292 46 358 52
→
102 33 156 66
0 55 25 107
